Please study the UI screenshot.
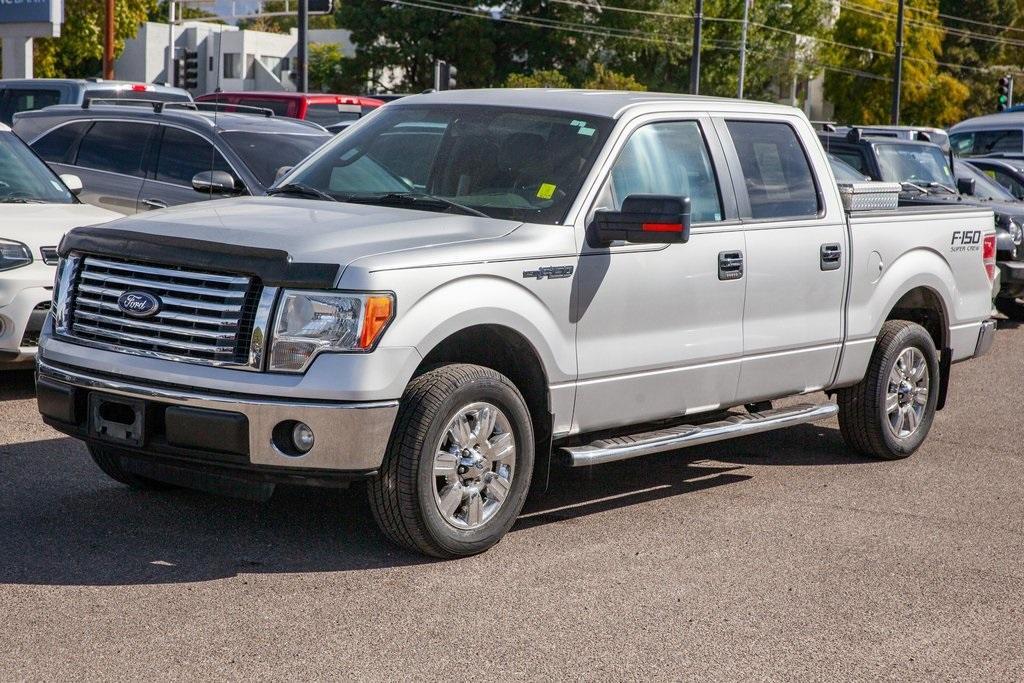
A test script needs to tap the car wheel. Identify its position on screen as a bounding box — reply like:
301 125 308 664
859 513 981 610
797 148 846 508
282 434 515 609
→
837 320 939 460
368 364 535 558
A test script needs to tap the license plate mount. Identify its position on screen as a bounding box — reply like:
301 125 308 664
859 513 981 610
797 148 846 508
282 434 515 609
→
88 393 146 447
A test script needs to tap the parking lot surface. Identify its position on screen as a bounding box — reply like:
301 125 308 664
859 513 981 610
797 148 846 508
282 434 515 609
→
1 324 1022 680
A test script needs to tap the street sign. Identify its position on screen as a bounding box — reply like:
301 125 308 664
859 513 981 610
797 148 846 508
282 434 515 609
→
0 0 63 25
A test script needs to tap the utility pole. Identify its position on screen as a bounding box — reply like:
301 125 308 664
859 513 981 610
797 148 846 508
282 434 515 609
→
890 0 905 124
103 0 115 79
690 0 703 95
166 0 175 87
737 0 751 98
297 0 309 92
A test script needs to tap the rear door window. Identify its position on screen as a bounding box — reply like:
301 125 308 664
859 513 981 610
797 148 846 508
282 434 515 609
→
726 120 820 219
75 121 154 177
31 121 91 163
155 126 234 186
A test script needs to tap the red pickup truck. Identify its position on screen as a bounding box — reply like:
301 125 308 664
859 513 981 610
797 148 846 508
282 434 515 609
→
196 91 384 133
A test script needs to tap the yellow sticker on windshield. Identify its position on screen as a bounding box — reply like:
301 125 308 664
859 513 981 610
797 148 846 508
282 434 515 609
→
537 183 557 200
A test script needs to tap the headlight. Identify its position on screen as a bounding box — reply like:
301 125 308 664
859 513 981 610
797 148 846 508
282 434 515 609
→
0 239 32 271
269 290 395 371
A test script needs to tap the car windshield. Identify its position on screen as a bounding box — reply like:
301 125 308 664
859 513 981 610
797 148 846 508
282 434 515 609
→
0 131 74 204
220 130 331 187
875 143 955 186
284 104 614 223
955 160 1018 202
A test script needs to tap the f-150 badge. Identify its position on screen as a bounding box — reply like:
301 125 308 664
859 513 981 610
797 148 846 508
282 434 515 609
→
523 265 574 280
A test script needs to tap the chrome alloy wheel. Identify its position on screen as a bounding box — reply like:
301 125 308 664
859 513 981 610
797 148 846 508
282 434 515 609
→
432 402 516 530
885 347 930 439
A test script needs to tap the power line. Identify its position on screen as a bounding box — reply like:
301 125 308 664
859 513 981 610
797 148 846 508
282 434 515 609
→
839 0 1024 49
871 0 1024 36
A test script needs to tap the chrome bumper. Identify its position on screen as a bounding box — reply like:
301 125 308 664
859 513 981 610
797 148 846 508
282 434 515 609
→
37 360 399 472
975 319 997 359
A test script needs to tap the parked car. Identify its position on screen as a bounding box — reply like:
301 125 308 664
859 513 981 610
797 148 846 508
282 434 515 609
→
820 129 1024 316
0 79 191 125
0 122 118 367
950 112 1024 157
965 157 1024 200
12 102 332 214
38 91 996 557
824 124 950 151
196 91 384 134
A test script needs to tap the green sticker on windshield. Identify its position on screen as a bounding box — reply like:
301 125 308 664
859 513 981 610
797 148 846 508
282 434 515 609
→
578 126 596 136
537 183 557 200
570 120 586 127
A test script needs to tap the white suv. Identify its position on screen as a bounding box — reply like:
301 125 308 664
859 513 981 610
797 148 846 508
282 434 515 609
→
0 122 117 367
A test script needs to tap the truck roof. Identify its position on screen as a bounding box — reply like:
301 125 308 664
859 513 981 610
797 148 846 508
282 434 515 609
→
391 88 799 119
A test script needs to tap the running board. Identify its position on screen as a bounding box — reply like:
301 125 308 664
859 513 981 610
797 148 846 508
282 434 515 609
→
559 403 839 467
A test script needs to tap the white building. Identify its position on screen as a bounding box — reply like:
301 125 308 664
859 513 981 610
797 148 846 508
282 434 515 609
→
115 20 356 95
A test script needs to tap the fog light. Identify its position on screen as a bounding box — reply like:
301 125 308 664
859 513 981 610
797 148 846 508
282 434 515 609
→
292 422 315 453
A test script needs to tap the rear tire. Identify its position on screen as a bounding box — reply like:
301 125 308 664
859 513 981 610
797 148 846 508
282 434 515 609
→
837 320 939 460
368 364 534 558
995 296 1024 321
87 445 175 490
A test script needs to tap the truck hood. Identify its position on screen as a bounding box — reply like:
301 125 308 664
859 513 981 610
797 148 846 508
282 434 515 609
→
79 196 522 274
4 202 118 252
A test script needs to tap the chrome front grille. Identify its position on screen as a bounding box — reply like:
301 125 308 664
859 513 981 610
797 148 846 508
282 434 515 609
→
61 256 267 368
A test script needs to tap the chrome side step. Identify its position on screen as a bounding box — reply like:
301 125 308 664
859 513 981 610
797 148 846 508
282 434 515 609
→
559 402 839 467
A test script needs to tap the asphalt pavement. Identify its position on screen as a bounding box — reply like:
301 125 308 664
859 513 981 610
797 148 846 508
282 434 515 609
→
1 324 1022 680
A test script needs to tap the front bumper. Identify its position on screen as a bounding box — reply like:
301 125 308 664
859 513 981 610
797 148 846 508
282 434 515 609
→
0 265 54 365
36 360 399 477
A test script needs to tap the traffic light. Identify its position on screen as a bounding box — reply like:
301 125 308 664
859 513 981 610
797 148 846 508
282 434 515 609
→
997 75 1012 112
182 50 199 90
434 60 457 91
172 54 185 89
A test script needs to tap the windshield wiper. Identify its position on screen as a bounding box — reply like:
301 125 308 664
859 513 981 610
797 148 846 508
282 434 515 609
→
266 183 337 202
900 181 929 194
927 181 957 194
343 192 490 218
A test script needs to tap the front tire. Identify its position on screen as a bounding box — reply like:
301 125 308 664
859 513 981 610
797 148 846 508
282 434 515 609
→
837 320 939 460
368 364 535 558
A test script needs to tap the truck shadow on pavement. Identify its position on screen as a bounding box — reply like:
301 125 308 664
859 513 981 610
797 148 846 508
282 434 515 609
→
0 422 852 586
0 369 36 401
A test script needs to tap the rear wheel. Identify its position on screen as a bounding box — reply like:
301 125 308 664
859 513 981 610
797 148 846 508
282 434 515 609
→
995 296 1024 321
368 364 534 558
87 445 175 490
837 320 939 460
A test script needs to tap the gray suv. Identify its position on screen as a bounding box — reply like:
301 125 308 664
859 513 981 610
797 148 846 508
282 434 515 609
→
0 79 192 125
12 103 332 214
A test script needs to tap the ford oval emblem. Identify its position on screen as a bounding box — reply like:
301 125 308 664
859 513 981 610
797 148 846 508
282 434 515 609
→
117 291 161 318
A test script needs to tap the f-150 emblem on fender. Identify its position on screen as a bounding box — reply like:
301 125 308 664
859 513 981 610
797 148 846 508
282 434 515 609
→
523 265 574 280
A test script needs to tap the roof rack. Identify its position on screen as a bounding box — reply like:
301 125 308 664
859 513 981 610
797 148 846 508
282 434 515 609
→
164 101 276 117
81 98 277 118
82 97 173 112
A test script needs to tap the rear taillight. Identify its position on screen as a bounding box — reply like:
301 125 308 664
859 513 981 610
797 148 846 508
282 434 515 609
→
983 234 997 282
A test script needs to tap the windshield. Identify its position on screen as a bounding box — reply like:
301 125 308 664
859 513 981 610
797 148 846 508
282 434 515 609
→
221 130 331 187
285 104 614 223
875 143 955 186
950 129 1023 156
0 131 74 204
955 160 1018 202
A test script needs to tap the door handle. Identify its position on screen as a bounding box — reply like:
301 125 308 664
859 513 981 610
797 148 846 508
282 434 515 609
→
718 250 744 281
142 198 167 210
820 243 842 271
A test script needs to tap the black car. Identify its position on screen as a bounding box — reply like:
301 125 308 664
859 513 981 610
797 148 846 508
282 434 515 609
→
821 129 1024 317
966 157 1024 201
11 101 332 215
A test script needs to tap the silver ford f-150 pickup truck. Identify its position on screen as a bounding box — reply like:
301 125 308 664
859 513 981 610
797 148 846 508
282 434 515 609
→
37 90 997 557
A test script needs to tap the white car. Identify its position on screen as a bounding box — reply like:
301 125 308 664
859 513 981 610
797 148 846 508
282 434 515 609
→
0 122 117 367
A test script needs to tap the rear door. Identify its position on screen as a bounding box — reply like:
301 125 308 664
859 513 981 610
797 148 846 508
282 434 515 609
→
67 120 157 214
138 125 242 210
717 117 848 402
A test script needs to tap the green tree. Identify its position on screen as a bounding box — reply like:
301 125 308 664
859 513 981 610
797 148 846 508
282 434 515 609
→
504 69 572 88
308 42 365 92
583 63 647 91
823 0 969 126
34 0 158 78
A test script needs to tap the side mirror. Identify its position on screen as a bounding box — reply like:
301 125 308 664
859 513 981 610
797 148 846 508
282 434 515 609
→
274 166 293 183
956 177 976 195
593 195 692 245
59 174 83 196
192 170 239 195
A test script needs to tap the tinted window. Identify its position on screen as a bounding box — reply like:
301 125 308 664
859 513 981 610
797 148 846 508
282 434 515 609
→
220 130 329 187
727 120 819 219
305 103 360 126
875 143 954 186
604 121 723 222
75 121 153 177
230 97 292 116
828 154 869 183
156 127 234 186
0 88 62 124
987 167 1024 199
829 148 871 176
954 160 1016 201
950 129 1023 156
31 121 91 163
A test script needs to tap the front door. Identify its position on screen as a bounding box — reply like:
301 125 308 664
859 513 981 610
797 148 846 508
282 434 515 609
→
138 125 244 211
572 118 747 433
